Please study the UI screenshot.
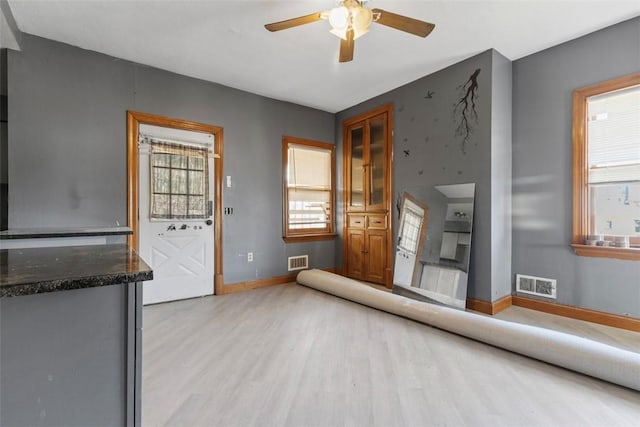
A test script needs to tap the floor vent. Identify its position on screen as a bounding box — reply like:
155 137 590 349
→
288 255 309 271
516 274 557 299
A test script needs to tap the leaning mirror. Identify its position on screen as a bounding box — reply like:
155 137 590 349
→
393 183 476 310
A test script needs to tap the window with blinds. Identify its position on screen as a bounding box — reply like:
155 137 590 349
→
282 136 335 241
587 85 640 238
588 86 640 184
572 73 640 259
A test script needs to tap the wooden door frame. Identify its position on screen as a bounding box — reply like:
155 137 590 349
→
342 103 394 287
126 110 224 295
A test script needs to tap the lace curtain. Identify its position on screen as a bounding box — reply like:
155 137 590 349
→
149 140 210 219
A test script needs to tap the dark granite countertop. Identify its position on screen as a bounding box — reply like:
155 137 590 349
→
0 244 153 298
0 226 133 240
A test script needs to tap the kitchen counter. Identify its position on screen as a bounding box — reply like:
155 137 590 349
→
0 243 151 426
1 244 152 297
0 226 134 250
0 226 133 239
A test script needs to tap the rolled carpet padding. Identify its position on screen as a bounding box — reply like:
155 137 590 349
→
296 269 640 391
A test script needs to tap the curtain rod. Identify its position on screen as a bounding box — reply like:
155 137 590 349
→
138 136 219 158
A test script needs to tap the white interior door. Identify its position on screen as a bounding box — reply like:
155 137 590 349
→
138 126 215 305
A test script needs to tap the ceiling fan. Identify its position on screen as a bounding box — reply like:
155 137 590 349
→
264 0 435 63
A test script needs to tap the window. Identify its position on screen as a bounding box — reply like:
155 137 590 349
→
150 143 210 219
282 136 336 242
572 73 640 260
398 207 423 255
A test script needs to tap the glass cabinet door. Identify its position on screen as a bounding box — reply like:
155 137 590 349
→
349 125 365 208
367 114 387 209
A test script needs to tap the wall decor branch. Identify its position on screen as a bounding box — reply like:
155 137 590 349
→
453 68 481 153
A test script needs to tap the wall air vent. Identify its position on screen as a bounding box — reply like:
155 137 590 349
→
288 255 309 271
516 274 557 299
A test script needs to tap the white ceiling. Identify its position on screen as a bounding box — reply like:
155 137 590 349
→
6 0 640 113
435 183 475 199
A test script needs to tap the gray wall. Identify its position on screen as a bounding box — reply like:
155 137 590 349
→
490 50 513 300
9 17 637 312
336 50 512 301
1 48 7 229
7 34 336 284
512 17 640 317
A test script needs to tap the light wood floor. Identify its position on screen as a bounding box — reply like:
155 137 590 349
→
492 305 640 353
143 283 640 426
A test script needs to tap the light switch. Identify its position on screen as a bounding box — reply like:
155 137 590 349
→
226 176 232 187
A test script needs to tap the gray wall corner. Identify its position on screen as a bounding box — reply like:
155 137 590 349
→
490 49 513 300
7 34 336 283
511 17 640 316
0 0 22 51
1 48 7 230
336 49 495 301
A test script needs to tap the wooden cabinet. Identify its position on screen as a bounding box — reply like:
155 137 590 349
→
365 228 388 283
342 104 393 286
346 214 389 283
345 114 390 212
346 228 365 278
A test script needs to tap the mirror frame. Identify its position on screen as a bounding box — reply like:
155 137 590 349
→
393 183 476 310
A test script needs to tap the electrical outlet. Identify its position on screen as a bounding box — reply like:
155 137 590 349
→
247 252 253 262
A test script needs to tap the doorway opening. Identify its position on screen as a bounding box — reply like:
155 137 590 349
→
126 111 223 300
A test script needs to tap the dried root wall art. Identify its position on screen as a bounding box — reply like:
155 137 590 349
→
453 68 481 154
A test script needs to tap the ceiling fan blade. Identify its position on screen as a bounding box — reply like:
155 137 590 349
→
339 29 355 63
371 8 435 38
264 12 323 32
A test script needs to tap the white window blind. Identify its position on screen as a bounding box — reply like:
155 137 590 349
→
587 85 640 184
288 145 331 191
287 144 332 230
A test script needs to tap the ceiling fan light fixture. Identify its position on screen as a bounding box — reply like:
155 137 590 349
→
351 26 369 40
352 6 373 30
351 6 372 39
330 27 348 40
328 6 349 30
328 2 372 40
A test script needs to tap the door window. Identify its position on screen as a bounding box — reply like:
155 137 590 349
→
150 144 210 219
